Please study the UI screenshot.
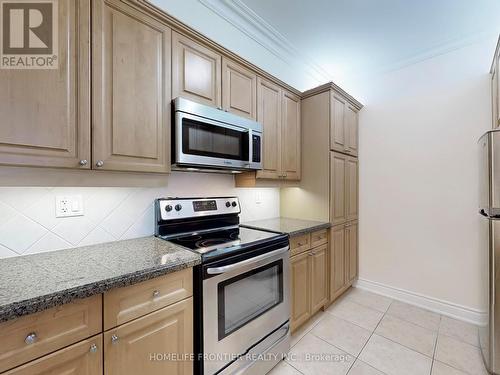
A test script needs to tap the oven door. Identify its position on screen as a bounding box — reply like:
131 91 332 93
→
202 246 290 375
175 112 252 169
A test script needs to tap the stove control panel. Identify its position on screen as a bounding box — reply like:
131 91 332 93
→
157 197 240 220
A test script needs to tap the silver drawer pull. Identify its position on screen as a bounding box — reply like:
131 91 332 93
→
152 290 160 298
89 344 98 353
111 334 119 344
25 332 37 345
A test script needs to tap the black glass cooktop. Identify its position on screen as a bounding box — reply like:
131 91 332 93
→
165 227 283 254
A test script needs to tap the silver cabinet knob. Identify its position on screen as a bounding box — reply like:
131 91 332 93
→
95 160 104 167
152 290 160 298
89 343 98 353
79 159 88 166
111 334 119 344
25 332 37 345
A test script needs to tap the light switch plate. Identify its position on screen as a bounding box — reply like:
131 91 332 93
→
56 195 84 218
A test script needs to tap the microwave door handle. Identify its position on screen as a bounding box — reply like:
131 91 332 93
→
248 129 253 165
206 246 289 275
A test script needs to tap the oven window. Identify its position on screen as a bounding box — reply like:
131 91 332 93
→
217 260 283 340
182 117 249 160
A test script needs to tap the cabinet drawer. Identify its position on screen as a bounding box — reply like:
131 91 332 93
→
4 334 103 375
311 229 328 248
290 233 311 256
0 295 102 373
104 268 193 330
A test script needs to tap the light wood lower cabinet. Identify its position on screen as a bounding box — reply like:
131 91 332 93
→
92 0 171 172
4 335 103 375
330 221 358 302
104 298 193 375
290 236 329 332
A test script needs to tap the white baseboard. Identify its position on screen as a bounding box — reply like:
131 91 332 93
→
354 278 488 326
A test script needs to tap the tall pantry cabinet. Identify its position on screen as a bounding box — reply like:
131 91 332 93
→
281 82 362 304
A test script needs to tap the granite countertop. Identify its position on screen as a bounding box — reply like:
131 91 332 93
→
242 217 331 236
0 237 200 323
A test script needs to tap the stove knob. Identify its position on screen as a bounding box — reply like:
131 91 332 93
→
165 205 173 212
175 204 182 211
225 201 231 208
231 201 237 207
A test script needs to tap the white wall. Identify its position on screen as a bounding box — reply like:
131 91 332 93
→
0 173 279 258
358 37 495 313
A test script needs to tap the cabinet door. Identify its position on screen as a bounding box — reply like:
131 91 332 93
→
5 335 102 375
330 225 346 301
330 152 347 225
282 90 301 180
346 105 359 156
309 245 328 314
222 58 257 119
346 222 358 283
0 0 90 169
172 32 221 107
105 298 193 375
330 94 347 153
346 156 358 221
290 252 310 331
93 0 171 173
256 78 282 179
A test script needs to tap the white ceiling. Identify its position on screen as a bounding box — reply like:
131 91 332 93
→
235 0 500 88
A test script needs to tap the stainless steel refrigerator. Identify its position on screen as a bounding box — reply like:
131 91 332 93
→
479 129 500 374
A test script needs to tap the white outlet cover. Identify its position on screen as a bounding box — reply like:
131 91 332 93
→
255 191 263 204
56 195 84 218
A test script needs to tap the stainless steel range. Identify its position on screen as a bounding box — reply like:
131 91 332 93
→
155 197 290 375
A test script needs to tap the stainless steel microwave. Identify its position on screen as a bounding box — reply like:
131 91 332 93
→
172 97 263 172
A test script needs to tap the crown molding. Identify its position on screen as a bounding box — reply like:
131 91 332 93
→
197 0 330 86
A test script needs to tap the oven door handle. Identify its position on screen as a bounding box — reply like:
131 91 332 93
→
206 246 289 275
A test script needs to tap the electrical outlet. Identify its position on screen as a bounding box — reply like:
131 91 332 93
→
255 191 263 204
56 195 84 218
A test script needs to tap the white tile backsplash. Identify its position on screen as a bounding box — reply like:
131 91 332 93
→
0 172 280 258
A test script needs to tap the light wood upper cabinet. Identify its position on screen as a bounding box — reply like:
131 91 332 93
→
256 78 282 179
346 105 359 156
93 0 171 173
331 152 358 224
493 62 499 129
330 94 347 153
346 156 358 221
346 221 358 283
0 0 90 169
330 93 358 156
105 298 193 375
4 335 103 375
172 32 221 107
330 225 346 300
290 252 310 331
309 244 328 314
282 91 301 180
330 152 347 225
222 58 257 119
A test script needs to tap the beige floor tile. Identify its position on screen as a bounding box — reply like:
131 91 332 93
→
439 316 479 347
431 361 470 375
286 333 355 375
311 314 372 356
268 360 303 374
344 288 393 313
435 335 488 375
375 314 437 357
359 334 432 375
348 360 385 375
327 298 384 331
387 301 441 331
291 310 326 347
